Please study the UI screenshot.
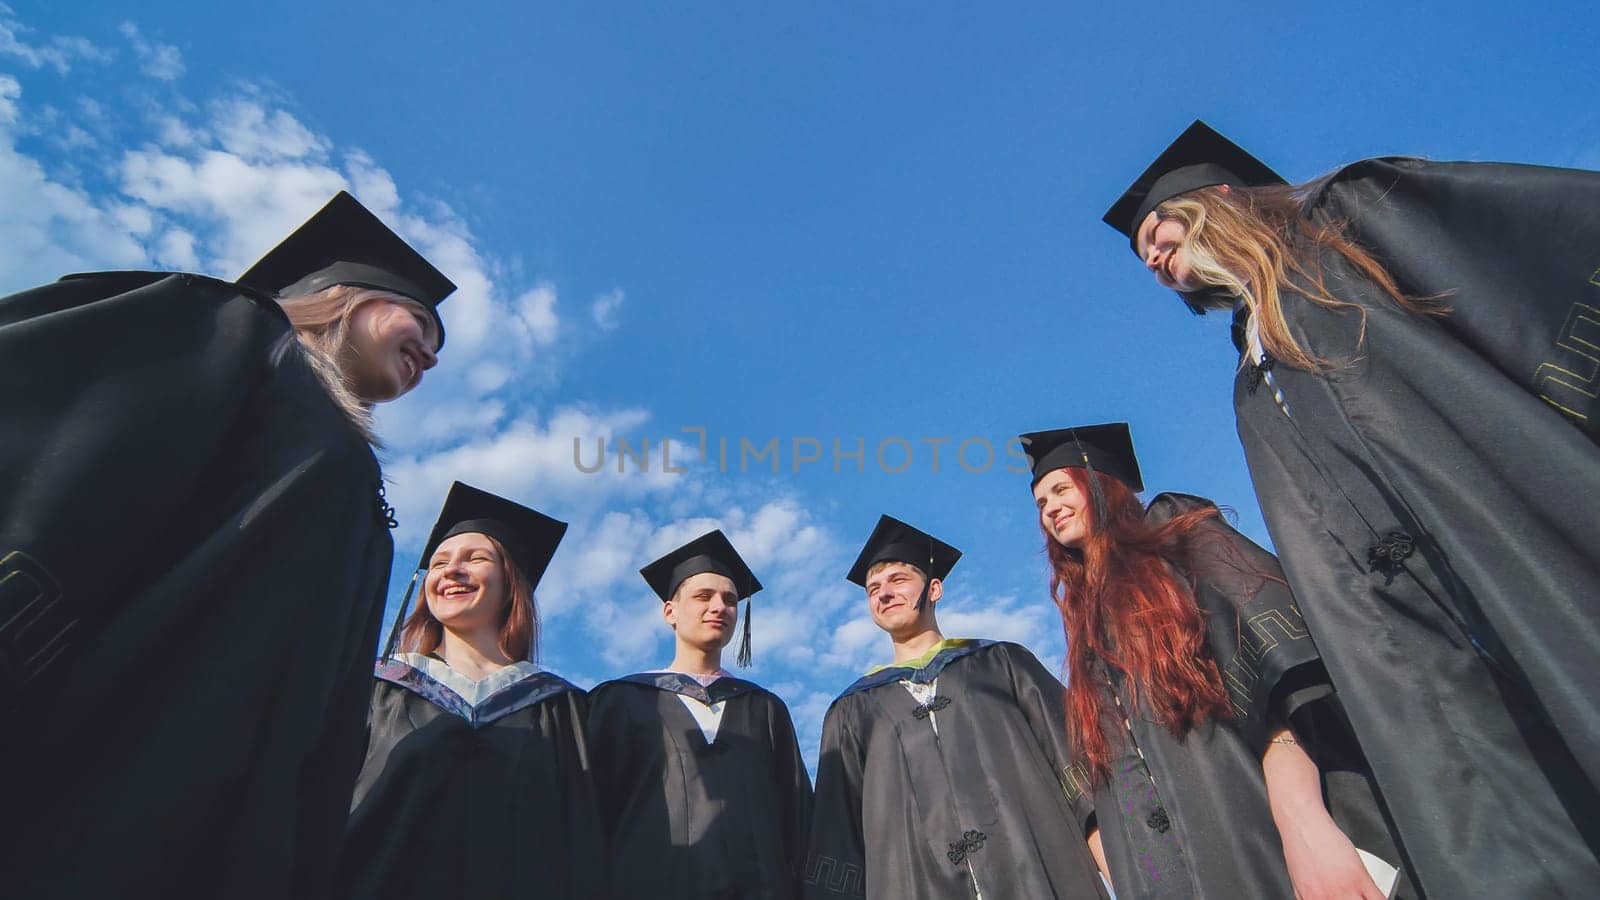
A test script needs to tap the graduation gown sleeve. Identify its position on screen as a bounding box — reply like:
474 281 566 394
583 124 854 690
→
993 636 1097 834
802 700 870 898
1148 493 1327 752
769 689 817 880
1314 157 1600 440
0 271 395 899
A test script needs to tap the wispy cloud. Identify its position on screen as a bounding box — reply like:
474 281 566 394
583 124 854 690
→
118 22 183 81
0 6 113 74
591 288 624 331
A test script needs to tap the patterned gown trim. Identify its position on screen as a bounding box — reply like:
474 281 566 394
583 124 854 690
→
836 639 994 700
603 671 764 706
373 657 578 728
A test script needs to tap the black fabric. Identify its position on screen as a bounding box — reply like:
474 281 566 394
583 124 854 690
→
845 515 962 587
588 674 813 899
1019 422 1144 490
801 641 1106 900
1228 158 1600 897
237 191 455 349
0 271 394 899
641 529 763 601
339 664 605 899
1102 120 1285 247
423 481 568 587
1067 493 1404 899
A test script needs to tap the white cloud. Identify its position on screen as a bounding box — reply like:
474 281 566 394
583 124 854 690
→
379 405 678 545
590 288 623 331
0 7 111 74
822 615 884 672
211 98 324 161
0 80 147 289
515 282 560 346
937 593 1059 650
154 227 198 270
0 73 19 125
118 22 183 81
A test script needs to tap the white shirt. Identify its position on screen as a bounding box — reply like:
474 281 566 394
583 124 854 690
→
651 668 730 744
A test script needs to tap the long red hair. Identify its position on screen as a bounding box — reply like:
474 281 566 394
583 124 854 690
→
398 535 540 662
1044 468 1231 780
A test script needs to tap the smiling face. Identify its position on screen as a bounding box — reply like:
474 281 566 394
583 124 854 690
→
343 297 439 402
664 572 740 651
1034 468 1091 549
864 561 941 638
1135 208 1198 292
424 532 509 636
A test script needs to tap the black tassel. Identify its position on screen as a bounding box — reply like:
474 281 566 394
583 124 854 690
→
735 598 753 668
381 569 422 661
913 540 934 611
1076 438 1112 526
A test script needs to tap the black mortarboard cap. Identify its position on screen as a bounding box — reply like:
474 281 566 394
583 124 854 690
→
1102 120 1285 253
1018 422 1144 492
640 529 763 602
642 529 763 667
237 191 456 350
846 515 962 587
421 482 567 590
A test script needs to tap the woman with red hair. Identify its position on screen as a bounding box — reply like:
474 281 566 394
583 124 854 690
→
1021 423 1404 900
338 482 605 900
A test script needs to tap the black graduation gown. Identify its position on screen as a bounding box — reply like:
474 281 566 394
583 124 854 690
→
340 656 607 899
587 672 814 900
802 640 1107 900
0 271 394 899
1064 493 1403 899
1230 159 1600 897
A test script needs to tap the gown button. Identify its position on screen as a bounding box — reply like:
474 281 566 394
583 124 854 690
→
1146 807 1171 833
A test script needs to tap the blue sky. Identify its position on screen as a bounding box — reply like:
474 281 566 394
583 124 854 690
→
5 1 1597 768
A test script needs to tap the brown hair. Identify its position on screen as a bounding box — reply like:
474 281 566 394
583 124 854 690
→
1158 183 1444 372
397 534 541 663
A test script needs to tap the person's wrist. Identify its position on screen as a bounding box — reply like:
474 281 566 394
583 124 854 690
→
1269 786 1334 834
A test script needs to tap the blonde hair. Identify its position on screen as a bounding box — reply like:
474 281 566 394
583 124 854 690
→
1158 184 1444 372
276 284 424 445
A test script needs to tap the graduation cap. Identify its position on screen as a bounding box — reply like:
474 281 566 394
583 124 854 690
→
1102 120 1285 254
1018 422 1144 534
641 529 763 667
1018 422 1144 492
237 191 456 350
381 481 567 659
846 515 962 603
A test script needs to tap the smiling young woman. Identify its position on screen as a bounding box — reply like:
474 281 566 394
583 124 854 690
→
340 482 605 900
278 284 441 439
1020 423 1405 900
0 191 453 899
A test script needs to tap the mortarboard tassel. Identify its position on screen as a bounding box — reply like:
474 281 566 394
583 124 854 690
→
913 539 936 611
1074 436 1112 530
736 598 753 668
380 568 423 661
